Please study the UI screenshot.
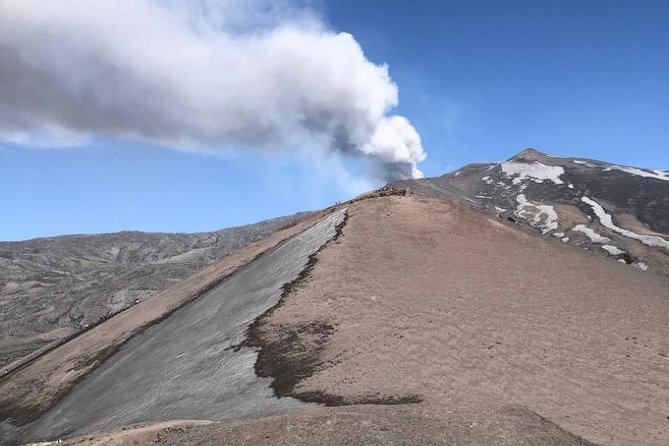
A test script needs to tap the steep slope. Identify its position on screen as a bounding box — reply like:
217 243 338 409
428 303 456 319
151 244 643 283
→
0 210 334 437
0 213 309 367
9 210 347 444
393 148 669 276
242 195 669 445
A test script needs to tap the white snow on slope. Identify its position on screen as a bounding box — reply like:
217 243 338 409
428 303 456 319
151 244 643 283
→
501 161 565 185
581 196 669 250
634 262 649 271
571 225 611 243
601 245 624 256
609 165 669 182
573 159 598 168
573 159 669 182
515 194 559 234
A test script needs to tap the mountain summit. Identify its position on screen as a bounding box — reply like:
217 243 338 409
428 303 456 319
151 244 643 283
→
393 148 669 275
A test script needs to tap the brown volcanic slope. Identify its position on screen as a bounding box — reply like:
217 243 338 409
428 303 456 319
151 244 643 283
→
60 406 593 446
237 195 669 445
56 194 668 446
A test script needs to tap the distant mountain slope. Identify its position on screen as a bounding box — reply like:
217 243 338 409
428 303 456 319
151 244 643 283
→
393 148 669 276
0 212 310 367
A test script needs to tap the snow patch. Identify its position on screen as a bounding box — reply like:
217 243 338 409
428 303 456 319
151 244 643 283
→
581 196 669 250
515 194 559 234
561 237 570 242
633 262 649 271
601 245 624 256
571 225 611 243
609 165 669 182
573 159 669 182
572 159 599 168
501 161 565 185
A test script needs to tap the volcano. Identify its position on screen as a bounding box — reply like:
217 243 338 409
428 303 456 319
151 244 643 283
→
1 149 668 446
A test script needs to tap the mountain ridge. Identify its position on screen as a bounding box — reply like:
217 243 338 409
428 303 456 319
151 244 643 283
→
393 147 669 276
0 212 311 368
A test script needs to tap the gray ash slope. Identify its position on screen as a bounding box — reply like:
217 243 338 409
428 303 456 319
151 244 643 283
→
0 212 309 367
393 148 669 275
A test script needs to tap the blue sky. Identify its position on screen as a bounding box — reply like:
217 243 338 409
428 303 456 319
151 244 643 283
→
324 0 669 171
1 0 667 240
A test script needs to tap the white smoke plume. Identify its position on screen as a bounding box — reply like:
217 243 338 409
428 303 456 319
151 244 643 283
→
0 0 426 180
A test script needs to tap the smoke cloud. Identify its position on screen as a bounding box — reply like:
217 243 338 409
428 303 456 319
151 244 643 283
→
0 0 426 180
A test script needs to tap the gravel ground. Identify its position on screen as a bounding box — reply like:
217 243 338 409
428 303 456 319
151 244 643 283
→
57 405 594 446
250 195 669 445
14 210 346 444
0 210 331 441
